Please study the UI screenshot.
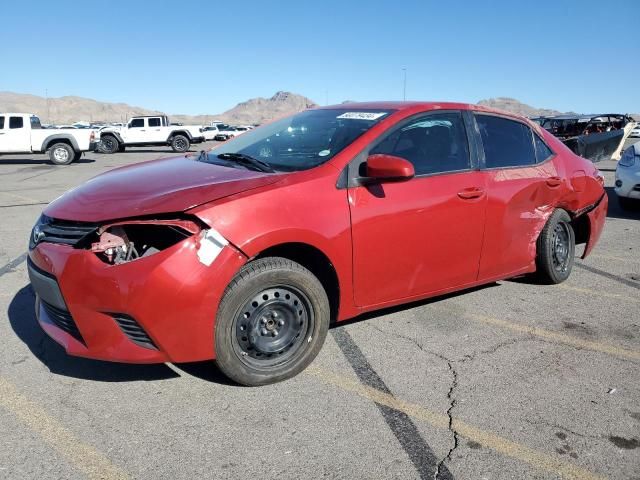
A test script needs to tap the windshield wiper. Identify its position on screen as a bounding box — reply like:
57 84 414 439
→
217 153 275 173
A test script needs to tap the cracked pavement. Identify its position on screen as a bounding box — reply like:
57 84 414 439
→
0 141 639 479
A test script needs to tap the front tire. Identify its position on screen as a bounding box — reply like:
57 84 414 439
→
99 135 119 154
171 135 190 152
48 143 74 165
215 257 330 386
535 209 575 284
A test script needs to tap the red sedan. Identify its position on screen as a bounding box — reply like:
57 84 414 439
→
27 102 607 385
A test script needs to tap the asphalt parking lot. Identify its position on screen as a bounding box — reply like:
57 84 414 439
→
0 139 638 480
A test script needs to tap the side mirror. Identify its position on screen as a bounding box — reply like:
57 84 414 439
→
366 154 415 182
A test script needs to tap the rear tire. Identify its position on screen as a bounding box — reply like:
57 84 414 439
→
171 135 190 152
535 209 575 284
48 143 74 165
99 135 119 154
215 257 330 386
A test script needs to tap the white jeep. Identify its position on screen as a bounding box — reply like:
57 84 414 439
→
98 115 205 154
0 113 99 165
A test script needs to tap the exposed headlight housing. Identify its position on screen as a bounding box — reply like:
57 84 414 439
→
29 214 51 250
619 146 637 167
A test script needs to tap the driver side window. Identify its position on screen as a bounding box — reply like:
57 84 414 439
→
371 112 470 175
130 119 144 128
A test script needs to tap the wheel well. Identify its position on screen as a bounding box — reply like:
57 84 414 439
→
46 138 73 151
571 212 589 246
254 243 340 322
169 131 190 140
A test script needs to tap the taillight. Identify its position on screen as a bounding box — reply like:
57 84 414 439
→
90 131 95 142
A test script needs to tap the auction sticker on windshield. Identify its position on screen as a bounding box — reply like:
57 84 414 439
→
336 112 388 120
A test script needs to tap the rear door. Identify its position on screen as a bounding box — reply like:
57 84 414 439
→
349 110 488 307
473 113 560 280
146 117 166 142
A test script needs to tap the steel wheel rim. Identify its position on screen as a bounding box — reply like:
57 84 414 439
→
232 286 314 368
552 223 570 272
53 148 69 162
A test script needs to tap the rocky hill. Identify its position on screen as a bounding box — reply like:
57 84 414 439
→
0 91 317 125
0 91 163 124
477 97 568 117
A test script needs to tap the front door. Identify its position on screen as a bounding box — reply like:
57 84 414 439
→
349 111 488 307
124 118 147 143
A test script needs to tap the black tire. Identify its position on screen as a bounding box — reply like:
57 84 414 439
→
535 209 575 284
618 196 637 210
215 257 330 386
48 143 74 165
171 134 190 152
99 135 119 154
118 144 126 153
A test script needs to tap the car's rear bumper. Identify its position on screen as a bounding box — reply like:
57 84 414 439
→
615 165 640 199
27 237 247 363
89 141 100 151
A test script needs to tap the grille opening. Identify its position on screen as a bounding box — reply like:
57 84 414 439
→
41 301 85 344
40 219 99 247
110 313 157 350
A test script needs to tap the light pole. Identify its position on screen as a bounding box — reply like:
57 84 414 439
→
402 68 407 101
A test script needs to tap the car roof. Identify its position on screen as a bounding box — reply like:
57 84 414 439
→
0 113 37 116
315 101 530 121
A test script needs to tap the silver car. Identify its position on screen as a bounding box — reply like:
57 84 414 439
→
615 142 640 209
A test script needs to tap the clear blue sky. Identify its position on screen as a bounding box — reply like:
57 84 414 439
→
1 0 637 114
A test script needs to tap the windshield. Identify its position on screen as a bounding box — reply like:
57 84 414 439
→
203 108 393 172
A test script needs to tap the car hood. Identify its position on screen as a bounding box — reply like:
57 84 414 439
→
44 156 281 222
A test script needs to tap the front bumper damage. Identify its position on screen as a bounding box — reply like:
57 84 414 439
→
28 228 247 363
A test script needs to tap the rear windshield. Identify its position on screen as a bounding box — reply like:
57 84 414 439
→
205 108 393 172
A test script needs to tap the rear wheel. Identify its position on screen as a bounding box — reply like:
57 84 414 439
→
171 135 190 152
535 209 575 284
48 143 74 165
215 257 330 386
99 135 119 154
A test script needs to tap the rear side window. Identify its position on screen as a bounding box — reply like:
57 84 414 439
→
371 111 470 175
130 118 144 128
30 116 42 129
9 117 24 129
476 115 536 168
0 116 4 129
534 133 553 163
148 118 161 127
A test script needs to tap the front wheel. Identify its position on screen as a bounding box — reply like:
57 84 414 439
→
99 135 119 154
535 209 575 284
215 257 330 386
48 143 74 165
171 135 190 152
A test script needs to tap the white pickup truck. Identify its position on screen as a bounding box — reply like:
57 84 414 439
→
0 113 99 165
98 115 205 154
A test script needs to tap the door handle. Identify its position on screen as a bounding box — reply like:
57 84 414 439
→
546 176 562 187
457 187 485 200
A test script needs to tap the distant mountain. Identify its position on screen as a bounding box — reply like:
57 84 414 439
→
0 90 317 125
477 97 570 118
0 91 163 124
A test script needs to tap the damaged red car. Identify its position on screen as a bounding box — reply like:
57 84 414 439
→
27 102 607 385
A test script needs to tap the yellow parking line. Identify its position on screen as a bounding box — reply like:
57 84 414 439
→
558 284 640 304
458 311 640 361
307 366 606 480
0 377 129 480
